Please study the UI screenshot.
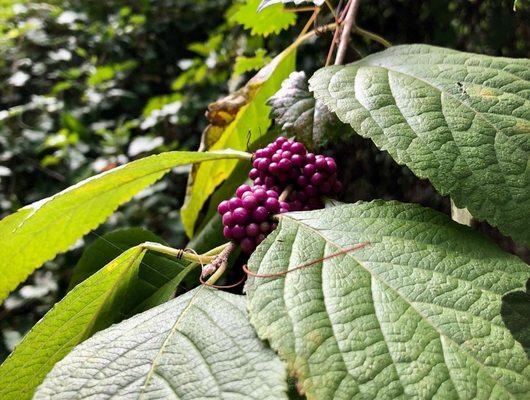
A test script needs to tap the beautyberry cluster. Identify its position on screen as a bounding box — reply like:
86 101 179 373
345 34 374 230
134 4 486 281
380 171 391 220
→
219 136 341 254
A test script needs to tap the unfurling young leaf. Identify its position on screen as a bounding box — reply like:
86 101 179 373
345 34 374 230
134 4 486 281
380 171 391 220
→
268 71 350 146
246 200 530 399
34 288 288 400
0 149 248 303
310 44 530 246
231 0 297 37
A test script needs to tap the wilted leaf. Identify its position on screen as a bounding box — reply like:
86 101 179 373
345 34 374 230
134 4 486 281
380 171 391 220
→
0 149 249 303
35 288 288 400
246 200 530 399
310 44 530 245
269 71 350 146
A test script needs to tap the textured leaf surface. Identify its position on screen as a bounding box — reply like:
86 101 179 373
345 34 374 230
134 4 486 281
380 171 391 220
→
35 287 287 400
310 44 530 245
231 0 296 37
0 149 247 303
0 247 147 400
258 0 324 12
269 71 349 146
181 47 295 237
246 201 530 399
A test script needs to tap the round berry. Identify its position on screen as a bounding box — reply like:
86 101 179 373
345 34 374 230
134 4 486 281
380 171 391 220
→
315 157 327 171
303 163 316 177
291 154 304 166
306 153 316 163
231 224 246 240
223 226 232 239
259 221 271 233
232 207 249 224
242 195 258 210
252 206 268 222
266 189 278 198
222 212 234 226
217 200 230 215
229 197 242 210
246 223 260 237
249 168 260 180
253 188 267 203
311 172 324 186
257 158 270 171
240 238 255 254
236 184 251 198
264 197 280 212
290 142 306 155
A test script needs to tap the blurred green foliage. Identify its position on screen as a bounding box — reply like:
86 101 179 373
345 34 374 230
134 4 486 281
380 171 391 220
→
0 0 527 360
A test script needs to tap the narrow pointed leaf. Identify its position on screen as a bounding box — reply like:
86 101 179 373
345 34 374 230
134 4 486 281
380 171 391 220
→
310 44 530 245
0 149 248 303
35 287 288 400
246 201 530 399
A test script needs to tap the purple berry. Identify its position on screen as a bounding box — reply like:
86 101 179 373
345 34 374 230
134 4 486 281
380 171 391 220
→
223 226 232 239
259 221 271 233
315 157 327 171
233 207 249 224
222 212 234 226
303 163 316 177
249 168 260 180
253 188 267 203
311 172 324 186
306 153 316 163
242 195 257 210
232 224 245 240
252 206 268 222
257 158 270 171
290 142 306 155
229 197 242 210
266 189 278 198
240 238 255 254
264 197 280 212
291 154 304 166
256 234 266 244
246 223 260 237
236 184 251 198
217 200 230 215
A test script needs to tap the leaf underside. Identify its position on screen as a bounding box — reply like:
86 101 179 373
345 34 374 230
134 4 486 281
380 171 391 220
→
35 287 288 400
268 71 350 147
245 201 530 400
310 44 530 246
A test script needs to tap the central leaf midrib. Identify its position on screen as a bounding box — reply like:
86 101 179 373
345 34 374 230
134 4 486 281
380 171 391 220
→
281 215 522 395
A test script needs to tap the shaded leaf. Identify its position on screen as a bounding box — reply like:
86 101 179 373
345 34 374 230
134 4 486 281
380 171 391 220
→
502 279 530 357
231 0 296 37
310 44 530 245
246 200 530 399
0 247 147 400
269 71 350 146
35 287 288 400
0 149 248 303
181 46 296 237
258 0 324 12
234 49 271 76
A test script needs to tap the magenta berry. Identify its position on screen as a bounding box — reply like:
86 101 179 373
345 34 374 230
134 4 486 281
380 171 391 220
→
219 136 341 254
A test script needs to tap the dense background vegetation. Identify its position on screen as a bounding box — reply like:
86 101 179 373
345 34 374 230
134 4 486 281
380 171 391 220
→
0 0 528 361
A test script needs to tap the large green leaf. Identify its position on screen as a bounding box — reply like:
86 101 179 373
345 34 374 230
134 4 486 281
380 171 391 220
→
246 201 530 399
0 247 147 400
0 149 248 303
35 287 288 400
310 44 530 245
181 47 296 237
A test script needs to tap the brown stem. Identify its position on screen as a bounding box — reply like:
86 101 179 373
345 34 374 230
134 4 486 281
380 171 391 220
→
278 185 293 202
201 241 237 281
334 0 362 65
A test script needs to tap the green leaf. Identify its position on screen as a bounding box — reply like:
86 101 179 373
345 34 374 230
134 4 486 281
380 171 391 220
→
181 47 296 237
246 200 530 399
68 227 169 289
310 44 530 246
0 149 249 303
234 48 271 76
0 247 148 400
35 287 288 400
231 0 296 37
269 71 350 146
502 280 530 357
258 0 324 12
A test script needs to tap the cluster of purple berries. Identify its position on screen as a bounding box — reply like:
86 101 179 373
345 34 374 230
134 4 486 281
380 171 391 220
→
218 136 341 254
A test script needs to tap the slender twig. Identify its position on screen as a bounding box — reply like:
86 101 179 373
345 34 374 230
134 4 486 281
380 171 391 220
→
285 6 318 12
298 7 321 39
354 26 391 48
324 0 338 19
335 0 361 65
279 185 293 202
203 241 237 284
141 241 227 264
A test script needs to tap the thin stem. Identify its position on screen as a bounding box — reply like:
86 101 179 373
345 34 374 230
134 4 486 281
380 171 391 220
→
324 0 338 20
141 242 219 264
354 26 391 48
279 185 293 202
298 7 320 39
204 241 237 285
335 0 361 65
